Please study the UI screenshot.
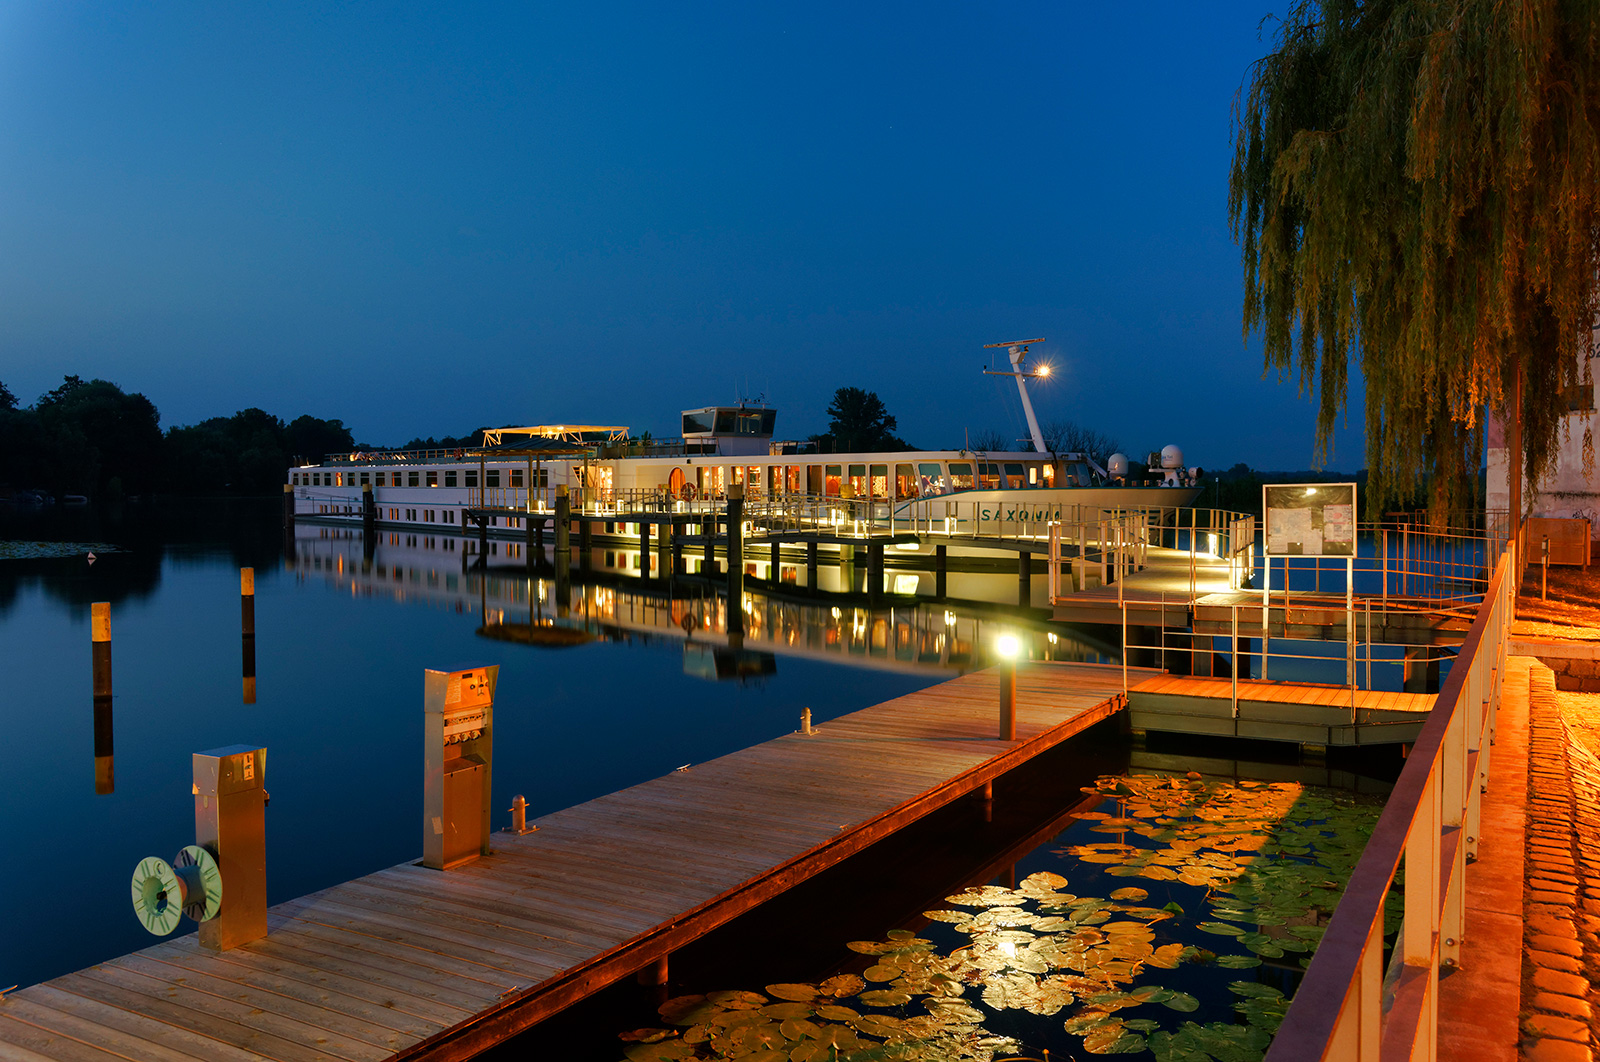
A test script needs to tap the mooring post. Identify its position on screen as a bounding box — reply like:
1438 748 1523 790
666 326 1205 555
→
282 483 296 531
362 483 375 538
241 568 257 705
525 511 536 570
770 539 780 582
980 780 993 823
936 544 947 598
727 485 745 632
806 539 819 590
658 518 671 579
639 520 651 580
1017 550 1032 607
867 542 884 601
92 602 113 794
555 485 570 559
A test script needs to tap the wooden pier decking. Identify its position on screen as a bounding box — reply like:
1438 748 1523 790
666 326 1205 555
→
0 661 1147 1062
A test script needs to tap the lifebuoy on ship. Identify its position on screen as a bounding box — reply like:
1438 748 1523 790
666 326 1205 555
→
681 483 698 501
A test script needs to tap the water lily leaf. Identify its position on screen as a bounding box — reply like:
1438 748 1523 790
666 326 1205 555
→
817 974 865 998
763 984 816 1002
857 989 912 1007
862 964 900 982
1229 981 1286 999
757 1002 812 1020
1215 954 1262 968
1196 921 1245 936
813 1004 859 1022
706 989 767 1008
618 1028 674 1043
1109 887 1149 901
922 909 968 923
658 995 718 1025
1160 991 1199 1012
624 1041 697 1061
847 940 894 955
778 1017 821 1041
1021 871 1069 891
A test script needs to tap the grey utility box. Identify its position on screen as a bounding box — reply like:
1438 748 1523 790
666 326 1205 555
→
193 744 268 950
423 666 497 869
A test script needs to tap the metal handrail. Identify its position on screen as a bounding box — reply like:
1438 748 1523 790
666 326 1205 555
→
1263 546 1510 1060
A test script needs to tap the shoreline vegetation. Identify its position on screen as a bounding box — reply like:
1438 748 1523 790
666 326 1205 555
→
0 375 1369 516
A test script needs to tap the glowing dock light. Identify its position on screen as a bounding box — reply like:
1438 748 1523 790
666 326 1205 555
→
996 633 1020 741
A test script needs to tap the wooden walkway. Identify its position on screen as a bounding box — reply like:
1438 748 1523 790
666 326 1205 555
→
1127 674 1436 746
0 662 1144 1062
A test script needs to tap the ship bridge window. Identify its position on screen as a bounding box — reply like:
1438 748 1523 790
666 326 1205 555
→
444 471 457 488
895 464 915 499
977 464 1001 490
683 411 715 434
948 463 974 490
824 465 841 496
917 463 947 495
1063 461 1092 486
715 411 737 433
1003 463 1026 488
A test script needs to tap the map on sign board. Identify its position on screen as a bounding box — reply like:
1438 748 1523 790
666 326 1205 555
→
1263 483 1357 557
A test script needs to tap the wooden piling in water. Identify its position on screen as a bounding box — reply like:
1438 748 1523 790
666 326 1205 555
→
361 483 375 538
727 485 744 632
639 521 651 579
281 483 295 530
91 602 113 794
241 567 257 704
555 485 570 558
806 539 818 590
936 544 948 598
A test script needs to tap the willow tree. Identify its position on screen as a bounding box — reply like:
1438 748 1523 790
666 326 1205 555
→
1230 0 1600 520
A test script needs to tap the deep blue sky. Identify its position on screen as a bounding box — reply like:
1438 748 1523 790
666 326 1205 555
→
0 2 1365 470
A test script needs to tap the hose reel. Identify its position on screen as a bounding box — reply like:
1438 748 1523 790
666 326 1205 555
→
130 845 223 936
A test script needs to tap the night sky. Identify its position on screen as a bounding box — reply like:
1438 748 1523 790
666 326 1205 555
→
0 3 1365 471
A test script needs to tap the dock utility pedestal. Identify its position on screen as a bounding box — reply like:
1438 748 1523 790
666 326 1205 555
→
423 665 497 869
194 744 268 950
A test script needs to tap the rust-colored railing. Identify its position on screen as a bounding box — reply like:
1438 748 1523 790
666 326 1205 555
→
1263 545 1512 1060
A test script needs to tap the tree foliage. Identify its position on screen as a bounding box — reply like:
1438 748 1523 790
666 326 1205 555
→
1042 420 1122 460
1230 0 1600 515
819 387 908 451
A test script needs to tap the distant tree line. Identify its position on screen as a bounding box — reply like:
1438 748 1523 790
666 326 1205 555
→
0 376 360 499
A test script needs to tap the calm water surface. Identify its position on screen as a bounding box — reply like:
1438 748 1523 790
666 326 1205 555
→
0 500 1109 991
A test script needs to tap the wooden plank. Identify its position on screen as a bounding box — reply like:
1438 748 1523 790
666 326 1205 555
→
8 986 269 1062
0 1014 132 1062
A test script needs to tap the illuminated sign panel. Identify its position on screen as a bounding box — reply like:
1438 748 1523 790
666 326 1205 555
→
1263 483 1357 557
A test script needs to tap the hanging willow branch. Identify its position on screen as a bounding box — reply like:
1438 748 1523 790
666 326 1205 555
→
1230 0 1600 518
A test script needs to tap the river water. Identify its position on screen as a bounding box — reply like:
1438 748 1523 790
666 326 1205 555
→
0 500 1403 1061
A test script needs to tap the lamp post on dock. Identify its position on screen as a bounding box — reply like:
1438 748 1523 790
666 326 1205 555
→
996 633 1019 740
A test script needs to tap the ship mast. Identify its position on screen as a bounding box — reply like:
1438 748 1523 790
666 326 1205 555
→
981 338 1050 453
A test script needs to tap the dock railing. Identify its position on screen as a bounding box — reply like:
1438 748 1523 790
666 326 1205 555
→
1261 545 1511 1061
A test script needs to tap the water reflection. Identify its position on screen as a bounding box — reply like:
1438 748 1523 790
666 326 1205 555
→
287 526 1117 679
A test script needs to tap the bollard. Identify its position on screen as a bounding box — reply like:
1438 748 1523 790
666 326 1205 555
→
282 482 295 530
1542 535 1549 601
508 794 537 835
801 707 814 735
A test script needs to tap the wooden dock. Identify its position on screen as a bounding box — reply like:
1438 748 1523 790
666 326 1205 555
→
1127 674 1436 746
0 662 1146 1062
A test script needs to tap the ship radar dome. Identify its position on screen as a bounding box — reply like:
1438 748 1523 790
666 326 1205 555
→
1107 453 1129 477
1160 445 1184 470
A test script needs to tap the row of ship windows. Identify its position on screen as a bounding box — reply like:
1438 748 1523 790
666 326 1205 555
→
293 469 550 489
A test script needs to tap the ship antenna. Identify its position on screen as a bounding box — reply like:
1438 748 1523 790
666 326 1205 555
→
982 337 1050 453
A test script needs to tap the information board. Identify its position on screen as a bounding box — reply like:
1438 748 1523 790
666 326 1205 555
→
1263 483 1357 557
